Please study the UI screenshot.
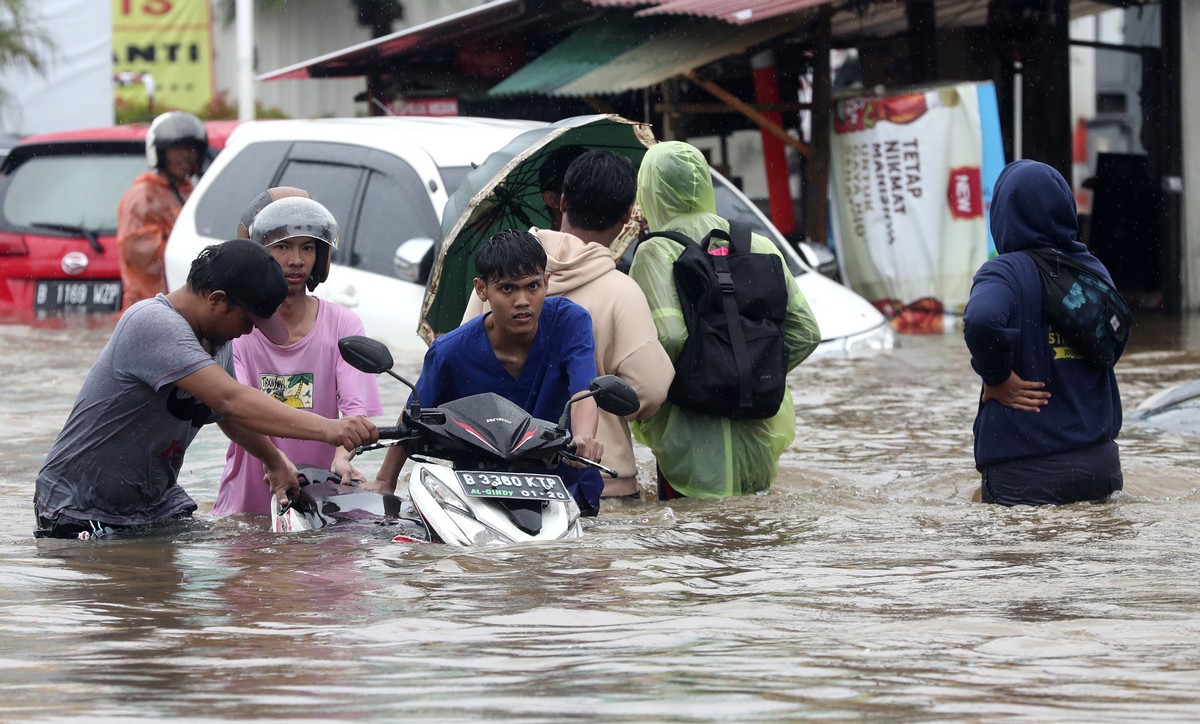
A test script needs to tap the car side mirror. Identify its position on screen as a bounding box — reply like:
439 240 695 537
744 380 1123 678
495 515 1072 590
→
393 238 435 284
796 241 820 270
796 240 839 279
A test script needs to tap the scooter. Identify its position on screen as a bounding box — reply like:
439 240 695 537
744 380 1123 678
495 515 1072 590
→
271 335 640 547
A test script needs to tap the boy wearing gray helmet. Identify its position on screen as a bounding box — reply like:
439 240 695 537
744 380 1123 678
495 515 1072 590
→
211 194 383 516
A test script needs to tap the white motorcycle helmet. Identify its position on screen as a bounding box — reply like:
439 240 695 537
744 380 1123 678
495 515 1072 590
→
249 196 340 291
145 110 207 173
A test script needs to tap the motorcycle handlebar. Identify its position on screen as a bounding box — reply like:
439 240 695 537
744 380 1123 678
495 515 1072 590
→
376 425 406 440
560 449 619 478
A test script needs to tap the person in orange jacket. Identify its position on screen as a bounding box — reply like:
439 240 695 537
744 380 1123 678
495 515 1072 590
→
116 111 208 308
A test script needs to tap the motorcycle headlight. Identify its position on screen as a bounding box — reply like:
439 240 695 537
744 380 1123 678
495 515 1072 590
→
472 527 515 547
420 468 474 518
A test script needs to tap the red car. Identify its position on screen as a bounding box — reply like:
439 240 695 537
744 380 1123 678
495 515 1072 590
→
0 120 238 322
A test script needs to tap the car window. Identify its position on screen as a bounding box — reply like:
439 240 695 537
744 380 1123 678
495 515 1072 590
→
351 168 441 277
275 159 364 265
438 165 472 198
2 153 146 231
712 181 803 276
194 141 290 237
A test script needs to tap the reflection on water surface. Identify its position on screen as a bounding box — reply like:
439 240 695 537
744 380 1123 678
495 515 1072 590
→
1 315 1199 719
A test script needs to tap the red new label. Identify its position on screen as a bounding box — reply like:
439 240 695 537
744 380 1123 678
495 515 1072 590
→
947 167 982 219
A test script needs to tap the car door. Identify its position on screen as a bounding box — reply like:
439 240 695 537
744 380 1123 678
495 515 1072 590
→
271 140 445 354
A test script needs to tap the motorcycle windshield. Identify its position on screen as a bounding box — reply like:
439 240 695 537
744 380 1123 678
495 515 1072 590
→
434 393 562 462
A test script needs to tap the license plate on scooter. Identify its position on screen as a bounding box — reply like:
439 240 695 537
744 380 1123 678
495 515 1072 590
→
456 471 571 502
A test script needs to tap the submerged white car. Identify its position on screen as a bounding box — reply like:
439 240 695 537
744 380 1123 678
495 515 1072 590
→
165 117 891 359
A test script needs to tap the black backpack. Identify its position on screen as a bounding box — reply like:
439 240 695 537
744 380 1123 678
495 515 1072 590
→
1023 247 1132 367
643 221 790 419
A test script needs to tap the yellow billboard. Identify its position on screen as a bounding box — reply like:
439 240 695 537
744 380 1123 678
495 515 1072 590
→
113 0 214 115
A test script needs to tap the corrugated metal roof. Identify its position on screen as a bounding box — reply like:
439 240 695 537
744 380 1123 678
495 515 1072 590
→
263 0 1132 84
590 0 1131 29
495 13 807 97
257 0 522 81
489 15 674 97
587 0 834 25
559 14 806 95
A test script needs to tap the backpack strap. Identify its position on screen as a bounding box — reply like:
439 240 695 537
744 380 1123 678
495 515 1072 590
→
727 220 752 256
711 230 754 411
642 230 697 249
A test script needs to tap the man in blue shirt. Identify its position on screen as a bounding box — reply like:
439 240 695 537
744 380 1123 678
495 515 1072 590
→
371 229 604 514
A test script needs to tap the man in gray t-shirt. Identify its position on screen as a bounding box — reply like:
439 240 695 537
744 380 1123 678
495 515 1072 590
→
34 239 379 539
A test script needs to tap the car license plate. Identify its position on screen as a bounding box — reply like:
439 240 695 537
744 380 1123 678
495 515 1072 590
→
456 471 571 502
34 280 122 314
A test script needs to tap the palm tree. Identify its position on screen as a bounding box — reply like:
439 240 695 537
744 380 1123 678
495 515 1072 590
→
0 0 52 75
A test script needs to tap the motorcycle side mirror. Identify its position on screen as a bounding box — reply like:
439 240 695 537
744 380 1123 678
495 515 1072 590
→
556 375 641 430
589 375 640 417
338 335 394 374
338 335 422 414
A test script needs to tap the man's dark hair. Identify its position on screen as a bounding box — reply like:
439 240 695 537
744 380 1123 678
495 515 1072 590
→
538 144 589 193
475 229 547 283
561 150 636 231
187 243 220 294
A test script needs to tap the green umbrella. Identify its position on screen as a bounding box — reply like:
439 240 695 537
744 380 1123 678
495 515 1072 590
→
419 114 657 343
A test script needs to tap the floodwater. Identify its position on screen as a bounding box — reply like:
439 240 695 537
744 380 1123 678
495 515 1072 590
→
2 315 1200 721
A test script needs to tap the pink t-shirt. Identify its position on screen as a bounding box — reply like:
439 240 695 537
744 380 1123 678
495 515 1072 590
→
212 299 384 516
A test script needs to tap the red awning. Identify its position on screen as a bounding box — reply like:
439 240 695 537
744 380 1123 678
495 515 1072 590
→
586 0 835 25
257 0 523 81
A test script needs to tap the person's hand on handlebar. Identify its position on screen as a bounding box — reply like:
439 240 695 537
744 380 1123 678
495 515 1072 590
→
331 446 369 487
565 434 603 468
263 454 300 506
324 415 378 450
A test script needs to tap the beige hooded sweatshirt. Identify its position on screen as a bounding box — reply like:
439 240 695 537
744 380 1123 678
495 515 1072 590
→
463 228 673 495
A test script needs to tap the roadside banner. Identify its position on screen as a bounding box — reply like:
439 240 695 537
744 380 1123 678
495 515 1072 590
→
112 0 214 114
828 82 1004 333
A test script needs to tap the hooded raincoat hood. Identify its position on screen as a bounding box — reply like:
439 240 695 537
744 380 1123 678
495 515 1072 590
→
989 159 1086 255
637 141 725 234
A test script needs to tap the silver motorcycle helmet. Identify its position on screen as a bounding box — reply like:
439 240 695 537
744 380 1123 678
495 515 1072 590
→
236 186 312 239
145 110 207 172
249 196 340 291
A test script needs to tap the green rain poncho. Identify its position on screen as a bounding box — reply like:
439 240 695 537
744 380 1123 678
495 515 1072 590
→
629 141 821 497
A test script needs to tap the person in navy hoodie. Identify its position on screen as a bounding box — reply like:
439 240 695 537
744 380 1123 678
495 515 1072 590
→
963 160 1125 506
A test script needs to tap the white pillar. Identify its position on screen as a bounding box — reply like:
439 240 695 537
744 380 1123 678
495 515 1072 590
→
235 0 255 122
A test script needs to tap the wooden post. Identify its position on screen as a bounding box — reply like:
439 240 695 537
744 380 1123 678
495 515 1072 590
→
804 11 832 245
1020 0 1071 177
682 71 811 157
1160 0 1183 314
906 0 939 83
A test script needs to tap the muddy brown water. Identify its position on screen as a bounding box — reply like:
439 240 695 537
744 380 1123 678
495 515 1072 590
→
1 315 1198 720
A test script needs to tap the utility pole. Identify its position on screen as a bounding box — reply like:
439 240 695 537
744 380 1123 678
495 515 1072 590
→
236 0 255 121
